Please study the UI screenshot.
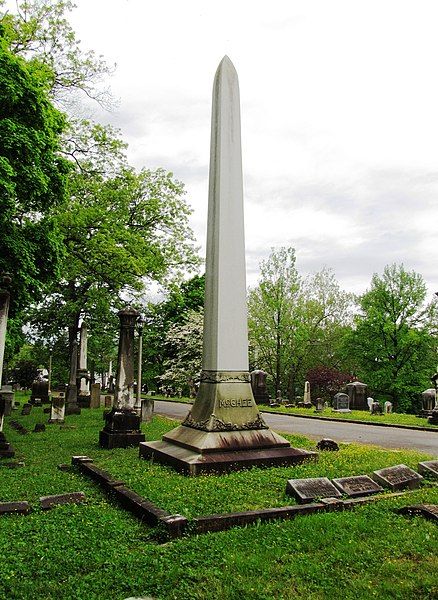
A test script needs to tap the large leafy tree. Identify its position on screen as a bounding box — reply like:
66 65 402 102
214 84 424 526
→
0 35 70 321
248 248 353 399
350 264 438 412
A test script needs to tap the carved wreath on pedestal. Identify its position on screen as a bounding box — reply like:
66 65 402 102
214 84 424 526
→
182 411 268 432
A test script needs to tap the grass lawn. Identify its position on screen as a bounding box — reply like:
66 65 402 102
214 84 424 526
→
149 393 438 429
0 399 437 600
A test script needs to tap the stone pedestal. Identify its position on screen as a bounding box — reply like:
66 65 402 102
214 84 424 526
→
99 307 145 449
100 408 145 449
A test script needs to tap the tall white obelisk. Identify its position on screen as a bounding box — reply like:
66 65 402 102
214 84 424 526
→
140 57 316 474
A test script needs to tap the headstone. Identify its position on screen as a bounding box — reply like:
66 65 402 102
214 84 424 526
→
0 274 12 442
100 307 145 449
33 423 46 433
316 438 339 452
418 460 438 479
285 477 342 504
141 398 154 423
104 395 113 408
77 322 90 407
333 392 350 412
303 381 311 404
419 388 435 417
65 339 80 415
139 57 316 474
0 385 14 414
384 401 393 414
0 397 14 458
346 381 368 410
315 397 324 412
332 475 383 497
21 403 32 416
372 464 423 491
367 397 374 412
90 383 101 409
370 401 382 415
250 369 270 404
48 394 65 424
30 379 49 404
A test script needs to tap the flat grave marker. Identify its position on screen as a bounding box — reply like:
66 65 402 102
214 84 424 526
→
286 477 342 504
332 475 383 497
418 460 438 479
372 464 423 491
398 504 438 523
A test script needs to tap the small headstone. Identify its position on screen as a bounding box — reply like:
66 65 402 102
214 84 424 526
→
398 504 438 523
0 460 25 469
418 460 438 479
33 423 46 433
40 492 86 510
367 396 374 411
332 475 384 497
285 477 342 504
21 403 32 416
372 464 423 491
384 401 393 414
370 401 382 415
315 397 324 412
49 395 65 424
43 407 50 414
141 398 154 423
333 392 350 412
316 438 339 452
104 395 112 408
90 383 101 409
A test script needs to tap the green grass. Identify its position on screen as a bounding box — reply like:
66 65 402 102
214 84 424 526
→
0 403 437 600
150 393 438 429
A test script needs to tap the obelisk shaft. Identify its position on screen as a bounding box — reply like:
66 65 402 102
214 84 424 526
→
203 56 249 372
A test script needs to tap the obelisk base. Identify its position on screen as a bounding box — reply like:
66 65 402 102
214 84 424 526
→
140 434 316 476
140 371 317 474
99 407 145 449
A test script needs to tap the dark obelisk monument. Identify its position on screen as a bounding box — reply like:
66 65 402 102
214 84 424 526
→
100 307 145 448
139 57 316 474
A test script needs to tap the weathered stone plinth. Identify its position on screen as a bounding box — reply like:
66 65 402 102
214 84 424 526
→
0 432 15 458
99 407 145 449
140 372 316 475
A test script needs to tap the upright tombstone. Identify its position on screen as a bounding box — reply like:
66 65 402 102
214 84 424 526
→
0 274 14 457
139 57 316 474
303 381 312 406
77 322 90 408
250 369 270 404
65 340 80 415
48 393 65 424
90 383 101 409
30 379 49 404
333 392 350 412
346 381 368 410
141 398 154 423
419 388 436 417
99 307 145 448
384 401 393 414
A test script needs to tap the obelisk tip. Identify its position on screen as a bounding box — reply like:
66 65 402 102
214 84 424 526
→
216 55 238 77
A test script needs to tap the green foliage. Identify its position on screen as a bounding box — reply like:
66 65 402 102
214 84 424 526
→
350 264 438 412
0 38 70 315
248 248 353 399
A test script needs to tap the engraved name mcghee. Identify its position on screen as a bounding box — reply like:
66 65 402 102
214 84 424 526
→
219 398 253 408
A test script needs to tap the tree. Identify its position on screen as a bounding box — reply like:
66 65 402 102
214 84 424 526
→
351 264 438 412
0 36 70 315
160 309 204 397
1 0 113 108
306 365 353 401
248 248 353 399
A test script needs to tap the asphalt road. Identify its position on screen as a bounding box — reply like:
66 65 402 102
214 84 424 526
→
154 400 438 457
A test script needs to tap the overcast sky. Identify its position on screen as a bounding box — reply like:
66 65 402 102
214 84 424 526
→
66 0 438 296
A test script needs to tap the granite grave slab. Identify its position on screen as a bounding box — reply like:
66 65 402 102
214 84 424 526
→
332 475 383 497
286 477 342 504
372 464 423 491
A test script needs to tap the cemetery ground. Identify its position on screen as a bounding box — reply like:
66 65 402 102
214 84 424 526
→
0 398 437 600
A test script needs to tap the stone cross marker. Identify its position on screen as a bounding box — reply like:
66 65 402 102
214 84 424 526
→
139 57 316 474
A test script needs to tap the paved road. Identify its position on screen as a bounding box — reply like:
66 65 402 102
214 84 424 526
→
154 400 438 457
